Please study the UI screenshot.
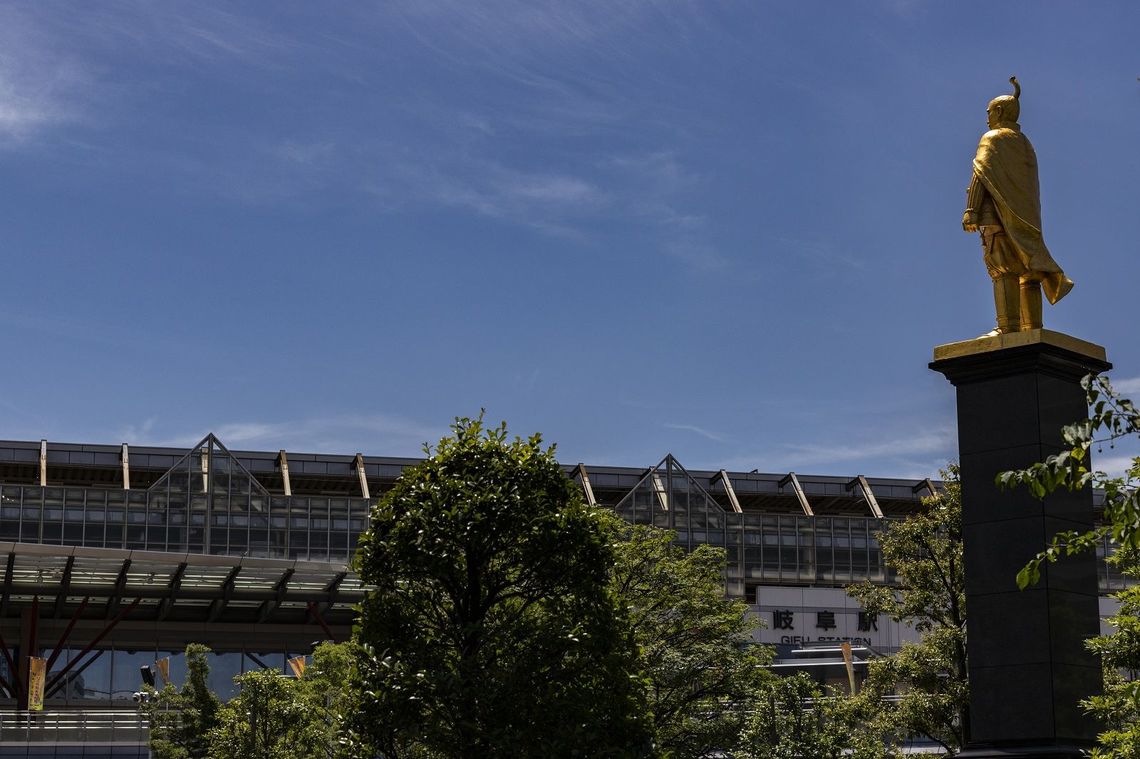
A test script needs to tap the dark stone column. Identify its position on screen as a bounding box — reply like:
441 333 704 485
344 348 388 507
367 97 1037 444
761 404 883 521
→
931 331 1109 758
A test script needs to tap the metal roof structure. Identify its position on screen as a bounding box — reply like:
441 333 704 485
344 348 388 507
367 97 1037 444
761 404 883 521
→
0 435 945 517
0 543 363 628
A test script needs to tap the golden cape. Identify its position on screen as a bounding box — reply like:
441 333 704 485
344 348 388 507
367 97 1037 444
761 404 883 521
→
973 126 1070 304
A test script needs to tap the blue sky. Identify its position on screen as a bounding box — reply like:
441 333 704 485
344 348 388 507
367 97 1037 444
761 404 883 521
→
1 1 1137 478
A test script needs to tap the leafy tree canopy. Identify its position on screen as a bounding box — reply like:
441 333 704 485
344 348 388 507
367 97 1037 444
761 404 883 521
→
352 415 653 759
208 668 317 759
740 672 891 759
144 644 222 759
847 467 968 754
606 516 771 756
1084 549 1140 759
146 642 357 759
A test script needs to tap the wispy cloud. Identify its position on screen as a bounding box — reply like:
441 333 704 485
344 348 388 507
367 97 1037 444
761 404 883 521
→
605 151 692 191
0 7 88 144
116 414 446 457
271 140 337 165
382 158 607 236
68 4 299 67
780 236 866 272
389 0 659 69
663 423 727 443
662 240 729 271
1111 376 1140 396
779 429 953 465
722 426 957 479
0 4 299 148
1091 453 1140 480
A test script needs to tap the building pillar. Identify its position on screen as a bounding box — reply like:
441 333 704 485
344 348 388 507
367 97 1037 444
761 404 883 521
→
931 330 1109 757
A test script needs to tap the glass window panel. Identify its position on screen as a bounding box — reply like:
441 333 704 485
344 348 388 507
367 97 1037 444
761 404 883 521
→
125 520 146 548
20 509 41 542
42 520 63 544
244 651 284 675
104 510 125 549
270 498 290 559
228 528 249 553
0 496 19 539
867 532 885 582
187 525 205 553
310 500 330 529
61 649 111 705
851 525 869 580
83 520 105 548
797 524 814 580
208 652 243 701
111 648 156 701
166 521 187 553
816 530 834 582
833 528 852 582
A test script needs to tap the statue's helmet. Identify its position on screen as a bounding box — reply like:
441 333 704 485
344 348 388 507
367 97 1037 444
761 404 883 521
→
987 77 1021 123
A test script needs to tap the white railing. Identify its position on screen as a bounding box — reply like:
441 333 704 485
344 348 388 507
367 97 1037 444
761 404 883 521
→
0 709 149 744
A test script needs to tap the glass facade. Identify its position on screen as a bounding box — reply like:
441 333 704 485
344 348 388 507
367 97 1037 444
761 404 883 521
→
0 436 370 564
36 645 296 705
614 456 897 598
616 456 1126 596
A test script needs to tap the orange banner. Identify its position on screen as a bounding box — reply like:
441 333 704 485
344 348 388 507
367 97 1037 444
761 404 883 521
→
155 657 170 686
287 656 306 678
27 657 46 711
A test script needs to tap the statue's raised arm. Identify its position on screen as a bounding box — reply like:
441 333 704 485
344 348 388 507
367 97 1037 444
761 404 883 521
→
963 77 1073 337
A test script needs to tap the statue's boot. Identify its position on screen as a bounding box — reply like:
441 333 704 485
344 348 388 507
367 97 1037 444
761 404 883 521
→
984 275 1021 336
1020 278 1043 330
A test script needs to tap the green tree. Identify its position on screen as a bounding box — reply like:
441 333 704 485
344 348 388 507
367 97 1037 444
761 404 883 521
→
301 642 358 759
607 517 772 757
740 672 890 759
1084 549 1140 758
208 669 317 759
352 416 653 759
846 467 968 754
144 644 222 759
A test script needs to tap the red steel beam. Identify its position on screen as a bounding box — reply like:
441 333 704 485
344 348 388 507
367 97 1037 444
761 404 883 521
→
44 596 91 672
306 601 335 642
44 597 141 696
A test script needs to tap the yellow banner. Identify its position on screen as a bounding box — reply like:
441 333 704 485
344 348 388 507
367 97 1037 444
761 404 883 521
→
27 657 46 711
155 657 170 686
287 656 306 678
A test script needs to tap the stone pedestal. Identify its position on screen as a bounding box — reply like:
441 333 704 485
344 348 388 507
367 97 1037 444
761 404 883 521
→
930 329 1109 758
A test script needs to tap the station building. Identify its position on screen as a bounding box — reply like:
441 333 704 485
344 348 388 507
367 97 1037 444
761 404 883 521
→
0 434 1122 756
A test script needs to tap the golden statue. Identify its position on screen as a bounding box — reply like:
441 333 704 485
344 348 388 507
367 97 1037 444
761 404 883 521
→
962 77 1073 336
